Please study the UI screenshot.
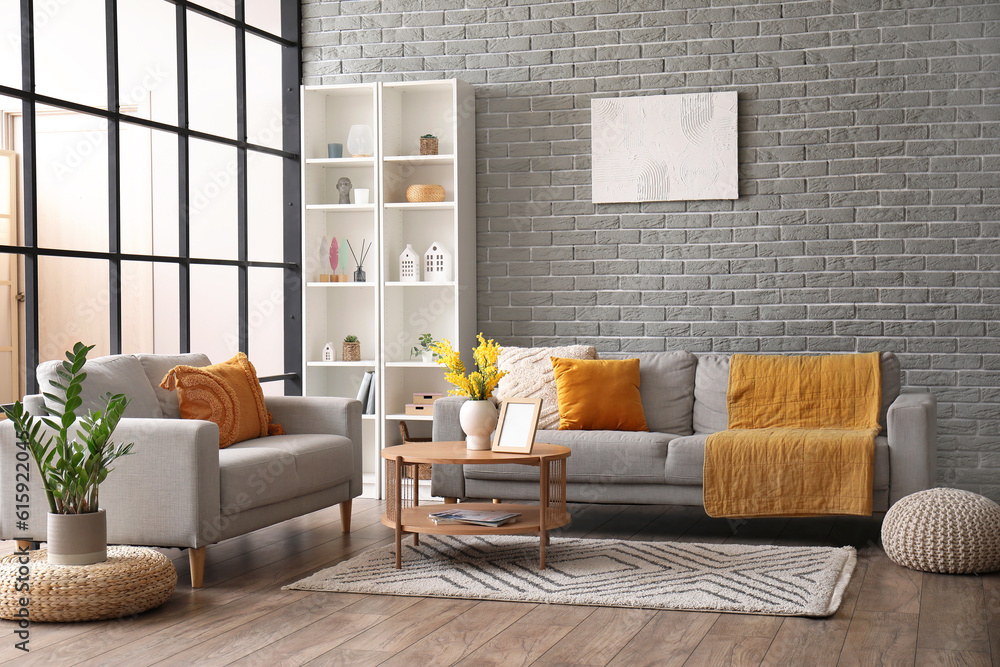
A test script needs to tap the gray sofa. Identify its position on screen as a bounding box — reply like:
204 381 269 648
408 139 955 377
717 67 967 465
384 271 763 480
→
431 351 937 512
0 352 362 587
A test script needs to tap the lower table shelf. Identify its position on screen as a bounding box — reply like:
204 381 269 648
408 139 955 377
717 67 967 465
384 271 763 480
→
382 502 571 536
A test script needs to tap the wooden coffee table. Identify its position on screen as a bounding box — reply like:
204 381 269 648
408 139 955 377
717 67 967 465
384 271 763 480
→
381 441 571 569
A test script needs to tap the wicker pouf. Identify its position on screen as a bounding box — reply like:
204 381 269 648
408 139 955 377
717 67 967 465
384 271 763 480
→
882 488 1000 574
0 546 177 622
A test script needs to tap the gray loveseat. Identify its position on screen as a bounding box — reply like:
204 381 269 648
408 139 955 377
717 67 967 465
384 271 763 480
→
431 351 936 512
0 352 362 587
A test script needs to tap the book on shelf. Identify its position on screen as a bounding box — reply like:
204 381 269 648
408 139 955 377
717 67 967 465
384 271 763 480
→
427 509 521 527
356 371 373 412
365 372 376 415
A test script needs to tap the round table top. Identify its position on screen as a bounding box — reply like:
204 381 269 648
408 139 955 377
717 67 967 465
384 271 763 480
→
381 440 570 465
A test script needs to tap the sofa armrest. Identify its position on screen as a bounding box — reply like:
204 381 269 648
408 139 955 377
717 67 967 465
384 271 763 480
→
266 396 363 499
431 396 468 499
887 391 937 506
1 417 222 548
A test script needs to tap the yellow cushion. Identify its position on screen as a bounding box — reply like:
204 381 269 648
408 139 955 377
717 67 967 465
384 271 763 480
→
551 357 648 431
159 352 284 448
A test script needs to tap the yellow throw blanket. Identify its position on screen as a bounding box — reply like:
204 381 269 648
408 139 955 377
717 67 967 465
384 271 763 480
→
703 352 881 518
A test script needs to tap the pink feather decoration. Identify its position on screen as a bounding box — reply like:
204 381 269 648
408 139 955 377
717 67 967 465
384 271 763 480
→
329 237 339 273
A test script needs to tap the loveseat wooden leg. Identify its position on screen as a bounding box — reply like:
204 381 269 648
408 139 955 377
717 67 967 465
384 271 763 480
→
15 540 32 552
340 499 353 533
443 497 458 504
189 547 206 588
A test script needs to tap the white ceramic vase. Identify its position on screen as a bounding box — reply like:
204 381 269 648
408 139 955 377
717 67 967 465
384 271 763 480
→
459 399 498 450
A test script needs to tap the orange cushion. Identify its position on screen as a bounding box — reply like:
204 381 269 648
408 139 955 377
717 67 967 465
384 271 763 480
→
159 352 284 448
551 357 648 431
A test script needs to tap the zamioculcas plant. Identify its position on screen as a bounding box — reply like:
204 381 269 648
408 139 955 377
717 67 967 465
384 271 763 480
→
3 342 134 514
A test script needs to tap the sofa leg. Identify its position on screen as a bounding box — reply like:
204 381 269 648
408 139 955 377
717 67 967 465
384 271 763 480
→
340 499 353 533
189 547 206 589
15 540 32 552
443 497 458 504
493 498 502 504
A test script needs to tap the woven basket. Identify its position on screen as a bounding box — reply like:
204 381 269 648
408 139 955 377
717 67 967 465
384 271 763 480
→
405 184 445 203
419 137 438 155
0 546 177 622
343 342 361 362
881 487 1000 574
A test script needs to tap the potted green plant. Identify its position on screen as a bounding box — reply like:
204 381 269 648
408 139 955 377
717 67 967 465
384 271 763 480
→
3 342 133 565
411 333 440 363
420 133 438 155
343 335 361 362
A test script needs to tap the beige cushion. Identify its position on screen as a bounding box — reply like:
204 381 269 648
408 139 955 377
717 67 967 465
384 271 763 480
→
693 352 902 434
136 353 212 419
495 345 597 429
219 434 354 512
36 354 163 419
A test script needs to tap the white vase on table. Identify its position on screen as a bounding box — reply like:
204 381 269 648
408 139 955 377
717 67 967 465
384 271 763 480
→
459 399 498 450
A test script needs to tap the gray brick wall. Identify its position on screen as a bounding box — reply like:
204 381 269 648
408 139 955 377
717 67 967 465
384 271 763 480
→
303 0 1000 500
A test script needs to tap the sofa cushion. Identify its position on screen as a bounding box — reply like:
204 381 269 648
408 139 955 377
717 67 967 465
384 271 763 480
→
219 434 354 512
463 429 676 485
495 344 597 430
604 351 697 435
160 352 283 448
693 352 902 435
551 357 647 431
663 434 891 490
36 353 164 419
136 352 212 419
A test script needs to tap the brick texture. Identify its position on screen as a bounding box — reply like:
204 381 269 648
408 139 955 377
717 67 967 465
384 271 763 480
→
303 0 1000 501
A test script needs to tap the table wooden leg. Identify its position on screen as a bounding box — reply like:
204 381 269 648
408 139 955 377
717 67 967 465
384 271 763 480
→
412 465 420 547
539 458 549 570
394 456 404 568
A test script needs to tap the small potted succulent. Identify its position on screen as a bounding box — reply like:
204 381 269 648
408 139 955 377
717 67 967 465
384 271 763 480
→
411 333 440 363
3 342 134 565
343 335 361 362
420 133 438 156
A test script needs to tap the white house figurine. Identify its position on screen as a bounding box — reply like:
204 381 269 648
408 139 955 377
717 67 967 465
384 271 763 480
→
423 241 452 282
399 244 420 282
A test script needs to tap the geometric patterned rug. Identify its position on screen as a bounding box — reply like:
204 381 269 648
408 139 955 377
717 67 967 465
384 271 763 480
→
285 535 857 617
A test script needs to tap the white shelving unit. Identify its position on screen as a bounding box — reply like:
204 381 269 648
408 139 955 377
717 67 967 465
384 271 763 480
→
301 80 476 498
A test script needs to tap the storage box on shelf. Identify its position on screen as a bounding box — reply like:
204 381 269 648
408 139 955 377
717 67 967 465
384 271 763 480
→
302 79 476 498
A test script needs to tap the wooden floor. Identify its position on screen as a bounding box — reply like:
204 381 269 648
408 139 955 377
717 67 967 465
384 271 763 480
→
2 499 998 666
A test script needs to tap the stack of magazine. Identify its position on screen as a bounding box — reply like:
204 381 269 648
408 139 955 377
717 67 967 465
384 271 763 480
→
428 509 521 527
356 371 376 415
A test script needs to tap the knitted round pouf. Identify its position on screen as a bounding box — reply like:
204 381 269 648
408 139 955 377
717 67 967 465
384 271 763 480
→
0 546 177 622
882 488 1000 574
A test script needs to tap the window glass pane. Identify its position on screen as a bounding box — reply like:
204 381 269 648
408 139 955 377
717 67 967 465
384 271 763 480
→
248 267 283 377
121 261 154 353
189 138 237 260
187 11 236 139
118 0 178 125
38 256 110 363
246 34 282 149
190 264 237 364
154 262 179 353
34 0 106 109
247 151 283 262
0 0 21 89
35 106 108 252
121 124 178 256
192 0 235 19
246 0 282 37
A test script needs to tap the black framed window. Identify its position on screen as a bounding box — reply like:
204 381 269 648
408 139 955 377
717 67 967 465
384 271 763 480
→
0 0 302 398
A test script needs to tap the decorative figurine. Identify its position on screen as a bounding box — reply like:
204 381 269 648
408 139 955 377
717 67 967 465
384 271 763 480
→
337 177 352 205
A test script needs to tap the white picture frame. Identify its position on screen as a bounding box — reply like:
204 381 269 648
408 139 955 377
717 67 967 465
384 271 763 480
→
492 398 542 454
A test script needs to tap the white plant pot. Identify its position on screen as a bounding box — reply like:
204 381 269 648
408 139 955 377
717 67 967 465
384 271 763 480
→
47 509 107 565
421 351 435 363
459 399 499 450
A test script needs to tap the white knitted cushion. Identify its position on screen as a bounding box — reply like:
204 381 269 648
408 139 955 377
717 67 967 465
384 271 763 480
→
495 345 597 430
882 488 1000 574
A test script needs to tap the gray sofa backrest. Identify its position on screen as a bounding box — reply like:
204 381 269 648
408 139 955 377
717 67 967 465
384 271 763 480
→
601 351 697 435
692 352 902 434
34 352 212 420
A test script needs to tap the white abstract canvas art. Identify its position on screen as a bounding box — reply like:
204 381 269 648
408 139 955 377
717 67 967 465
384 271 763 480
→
592 91 738 203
